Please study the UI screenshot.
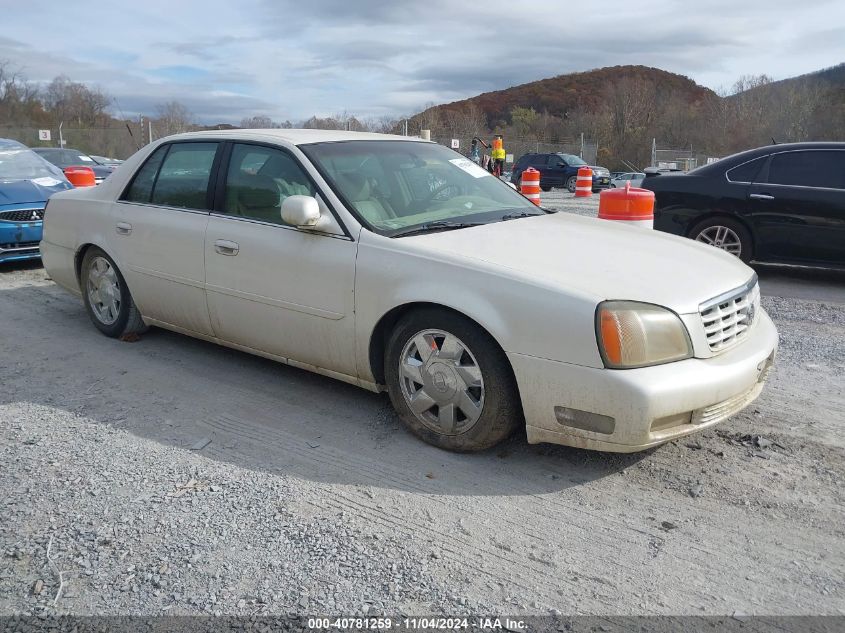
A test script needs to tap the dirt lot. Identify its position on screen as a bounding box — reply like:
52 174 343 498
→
1 201 844 618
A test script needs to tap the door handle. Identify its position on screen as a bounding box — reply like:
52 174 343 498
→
214 239 239 256
749 193 775 201
115 222 132 235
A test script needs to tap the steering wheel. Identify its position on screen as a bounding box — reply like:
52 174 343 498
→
422 182 461 204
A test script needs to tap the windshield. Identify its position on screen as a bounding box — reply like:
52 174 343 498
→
0 148 66 181
37 149 96 167
558 153 587 166
302 140 541 236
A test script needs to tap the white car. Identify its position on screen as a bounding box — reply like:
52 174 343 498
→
40 130 778 453
610 172 646 188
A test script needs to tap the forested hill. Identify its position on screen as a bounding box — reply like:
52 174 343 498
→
420 65 718 128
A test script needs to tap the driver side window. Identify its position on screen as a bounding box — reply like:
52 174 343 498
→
223 144 314 225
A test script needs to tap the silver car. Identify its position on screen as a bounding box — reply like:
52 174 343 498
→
610 172 645 188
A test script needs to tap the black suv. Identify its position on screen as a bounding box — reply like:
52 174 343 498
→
510 153 612 193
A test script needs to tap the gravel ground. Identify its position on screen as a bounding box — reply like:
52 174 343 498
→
1 221 844 619
540 189 600 217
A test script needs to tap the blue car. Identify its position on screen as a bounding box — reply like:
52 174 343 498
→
0 139 73 264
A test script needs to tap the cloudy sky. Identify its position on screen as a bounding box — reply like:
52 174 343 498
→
1 0 843 124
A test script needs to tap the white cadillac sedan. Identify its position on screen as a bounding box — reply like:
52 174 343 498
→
40 130 778 453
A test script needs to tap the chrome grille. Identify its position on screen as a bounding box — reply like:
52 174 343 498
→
0 208 44 222
699 275 759 353
0 241 40 253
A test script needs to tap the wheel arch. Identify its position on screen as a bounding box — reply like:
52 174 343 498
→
74 242 128 290
74 243 98 288
686 211 755 256
367 301 519 393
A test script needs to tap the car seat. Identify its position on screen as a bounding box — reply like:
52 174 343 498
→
336 172 395 225
226 173 281 223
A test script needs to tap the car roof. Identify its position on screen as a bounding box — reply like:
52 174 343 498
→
0 138 27 150
162 129 427 146
691 141 845 175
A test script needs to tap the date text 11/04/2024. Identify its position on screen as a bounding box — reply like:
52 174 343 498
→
307 617 527 630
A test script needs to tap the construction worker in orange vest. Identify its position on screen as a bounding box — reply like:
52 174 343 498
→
491 135 506 177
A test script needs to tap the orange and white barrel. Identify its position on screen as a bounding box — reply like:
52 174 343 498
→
63 166 96 187
520 167 541 205
574 166 592 197
598 182 654 228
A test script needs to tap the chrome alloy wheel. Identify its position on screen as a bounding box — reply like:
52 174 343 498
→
398 329 484 435
695 225 743 256
86 256 121 325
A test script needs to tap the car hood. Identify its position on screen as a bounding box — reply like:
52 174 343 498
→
402 212 754 314
0 177 72 206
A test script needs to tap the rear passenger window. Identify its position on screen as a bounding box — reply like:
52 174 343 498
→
767 151 845 189
151 143 219 209
123 146 168 203
726 157 766 183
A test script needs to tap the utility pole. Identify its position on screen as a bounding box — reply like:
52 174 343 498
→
148 120 153 144
58 121 64 148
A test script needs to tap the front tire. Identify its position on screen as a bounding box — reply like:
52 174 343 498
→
689 217 753 263
81 247 146 338
566 175 577 193
385 308 522 452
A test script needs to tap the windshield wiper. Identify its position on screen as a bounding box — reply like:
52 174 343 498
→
391 221 486 238
501 208 554 220
502 211 539 220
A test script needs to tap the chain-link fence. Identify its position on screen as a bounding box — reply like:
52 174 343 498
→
649 140 717 171
428 134 598 167
0 126 150 160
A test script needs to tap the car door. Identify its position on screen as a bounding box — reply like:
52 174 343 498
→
748 149 845 266
545 155 568 187
110 141 221 335
204 142 358 377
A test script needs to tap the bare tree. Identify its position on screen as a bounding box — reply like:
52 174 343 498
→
0 60 41 125
154 101 194 136
240 115 275 128
42 75 110 126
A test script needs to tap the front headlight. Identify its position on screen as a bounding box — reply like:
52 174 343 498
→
596 301 692 369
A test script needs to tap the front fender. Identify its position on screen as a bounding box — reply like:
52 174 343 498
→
354 231 604 383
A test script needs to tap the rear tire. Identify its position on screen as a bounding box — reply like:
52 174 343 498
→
81 247 147 338
385 308 522 452
688 217 753 263
541 185 552 192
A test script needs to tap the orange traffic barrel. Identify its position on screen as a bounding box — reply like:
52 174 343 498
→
64 166 96 187
520 167 541 205
598 182 654 228
574 166 592 197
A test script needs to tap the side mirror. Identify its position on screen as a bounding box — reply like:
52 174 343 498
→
281 195 322 228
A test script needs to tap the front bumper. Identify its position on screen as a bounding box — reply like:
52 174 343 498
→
509 309 778 452
0 220 43 263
